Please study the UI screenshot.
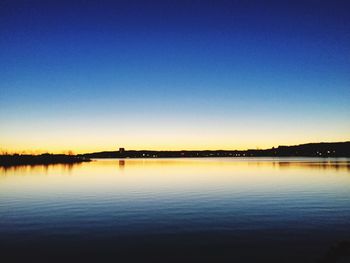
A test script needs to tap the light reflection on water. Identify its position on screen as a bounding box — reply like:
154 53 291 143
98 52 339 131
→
0 158 350 262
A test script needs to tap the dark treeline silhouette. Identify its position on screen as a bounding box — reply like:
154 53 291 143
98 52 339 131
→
0 154 90 167
80 142 350 159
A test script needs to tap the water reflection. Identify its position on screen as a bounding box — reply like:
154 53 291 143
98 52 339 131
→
0 162 82 175
122 158 349 168
0 158 350 176
1 158 349 199
107 158 350 172
1 157 349 176
118 159 125 170
0 158 350 263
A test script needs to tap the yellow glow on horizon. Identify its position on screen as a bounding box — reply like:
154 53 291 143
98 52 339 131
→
1 137 350 154
1 135 350 154
1 118 349 154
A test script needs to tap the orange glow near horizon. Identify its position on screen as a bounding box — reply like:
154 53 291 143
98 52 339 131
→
1 118 349 154
1 137 350 154
1 134 350 154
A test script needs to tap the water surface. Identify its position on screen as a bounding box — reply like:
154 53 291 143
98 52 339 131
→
1 158 350 262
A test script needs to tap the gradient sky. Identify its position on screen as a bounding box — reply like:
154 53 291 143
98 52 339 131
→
1 0 349 153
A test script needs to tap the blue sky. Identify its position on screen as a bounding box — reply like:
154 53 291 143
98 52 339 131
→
0 0 349 153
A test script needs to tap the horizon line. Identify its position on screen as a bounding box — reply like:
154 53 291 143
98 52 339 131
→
2 140 349 156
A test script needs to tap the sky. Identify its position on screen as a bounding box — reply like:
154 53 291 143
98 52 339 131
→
0 0 349 153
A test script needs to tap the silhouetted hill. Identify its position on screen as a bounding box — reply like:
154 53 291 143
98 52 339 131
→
80 141 350 159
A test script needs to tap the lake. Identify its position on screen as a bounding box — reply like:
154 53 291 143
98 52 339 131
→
1 158 350 262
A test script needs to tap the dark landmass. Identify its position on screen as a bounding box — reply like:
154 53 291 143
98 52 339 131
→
1 142 349 166
0 154 90 167
80 142 350 159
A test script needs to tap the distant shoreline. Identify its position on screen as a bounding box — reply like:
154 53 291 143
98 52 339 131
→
80 141 350 159
1 142 349 167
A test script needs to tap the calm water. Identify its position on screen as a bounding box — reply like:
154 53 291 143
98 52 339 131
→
1 158 350 262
